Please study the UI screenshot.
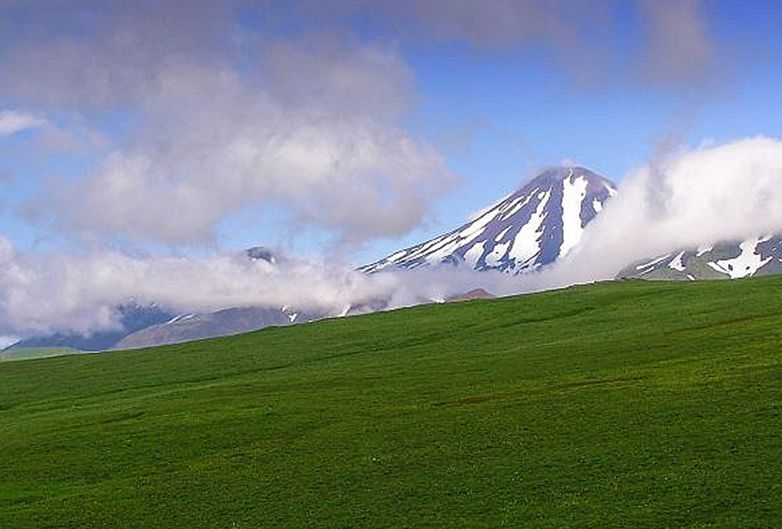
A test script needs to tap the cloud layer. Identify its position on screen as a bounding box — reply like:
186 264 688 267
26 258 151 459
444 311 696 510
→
299 0 721 88
0 238 524 337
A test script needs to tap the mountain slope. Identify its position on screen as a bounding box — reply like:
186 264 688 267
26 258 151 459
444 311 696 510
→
618 234 782 280
361 166 616 274
5 303 173 352
114 306 318 349
1 277 781 527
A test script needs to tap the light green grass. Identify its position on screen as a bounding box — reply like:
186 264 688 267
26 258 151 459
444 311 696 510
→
0 347 80 362
0 277 781 528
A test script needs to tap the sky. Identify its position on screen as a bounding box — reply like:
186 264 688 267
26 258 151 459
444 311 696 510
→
1 0 782 337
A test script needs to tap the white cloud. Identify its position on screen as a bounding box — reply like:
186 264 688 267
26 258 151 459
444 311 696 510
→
0 110 47 136
31 48 451 245
9 23 453 246
541 136 782 284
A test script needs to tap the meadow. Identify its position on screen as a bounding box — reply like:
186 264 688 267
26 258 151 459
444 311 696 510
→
1 277 780 528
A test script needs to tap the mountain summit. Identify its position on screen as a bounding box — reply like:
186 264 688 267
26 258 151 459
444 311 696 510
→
361 166 616 274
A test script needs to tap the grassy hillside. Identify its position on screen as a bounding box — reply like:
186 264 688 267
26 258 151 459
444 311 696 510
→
1 277 781 528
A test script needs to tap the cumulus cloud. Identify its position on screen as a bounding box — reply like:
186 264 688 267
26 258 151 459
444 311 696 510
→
2 4 453 246
542 137 782 284
0 110 47 136
29 47 450 244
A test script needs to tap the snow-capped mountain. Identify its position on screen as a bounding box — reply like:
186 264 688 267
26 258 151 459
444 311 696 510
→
361 166 616 274
617 235 782 281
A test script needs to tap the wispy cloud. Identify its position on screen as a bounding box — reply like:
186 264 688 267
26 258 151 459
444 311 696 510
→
0 110 47 137
27 43 451 245
636 0 717 87
293 0 720 89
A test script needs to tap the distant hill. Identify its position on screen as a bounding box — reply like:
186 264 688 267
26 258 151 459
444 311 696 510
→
445 288 495 302
114 306 321 350
0 347 80 362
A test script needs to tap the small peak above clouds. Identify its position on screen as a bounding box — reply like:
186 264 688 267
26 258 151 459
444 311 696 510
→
244 246 277 264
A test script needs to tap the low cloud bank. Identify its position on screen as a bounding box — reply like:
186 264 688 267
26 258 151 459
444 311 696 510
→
0 240 521 337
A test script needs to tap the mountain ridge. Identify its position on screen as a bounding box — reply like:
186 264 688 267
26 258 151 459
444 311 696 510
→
617 234 782 281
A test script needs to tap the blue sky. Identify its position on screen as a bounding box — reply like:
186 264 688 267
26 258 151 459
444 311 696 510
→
1 0 781 265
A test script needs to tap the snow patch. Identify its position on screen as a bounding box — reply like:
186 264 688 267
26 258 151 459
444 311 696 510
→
165 313 195 325
499 194 533 220
463 240 486 267
668 251 686 271
495 225 512 242
635 254 671 271
485 241 510 267
560 175 589 257
508 191 550 269
706 236 773 279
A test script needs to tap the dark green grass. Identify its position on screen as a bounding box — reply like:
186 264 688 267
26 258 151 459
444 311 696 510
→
1 277 781 528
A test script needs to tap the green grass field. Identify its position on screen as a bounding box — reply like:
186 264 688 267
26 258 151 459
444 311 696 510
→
1 277 781 528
